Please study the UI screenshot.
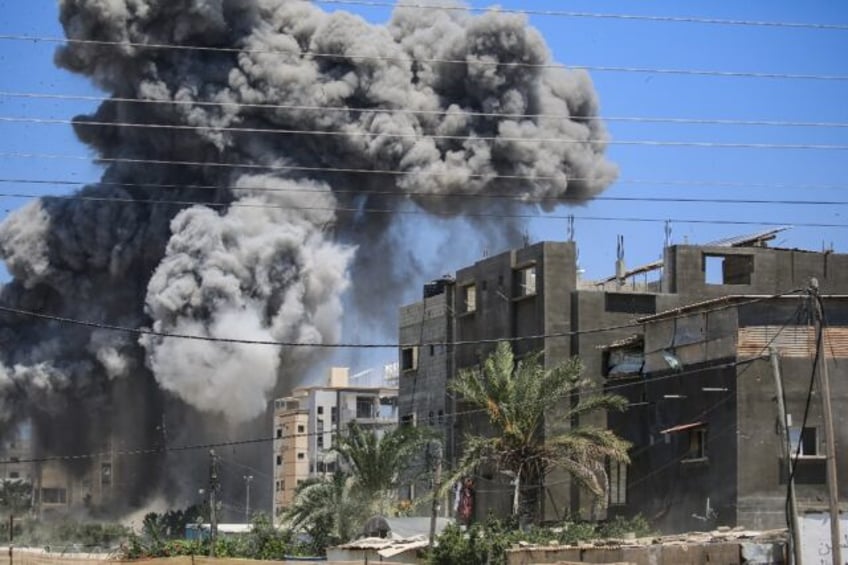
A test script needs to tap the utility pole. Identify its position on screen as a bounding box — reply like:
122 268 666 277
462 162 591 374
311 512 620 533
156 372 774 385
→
770 347 802 565
811 279 841 565
428 440 443 548
208 450 219 557
243 475 253 524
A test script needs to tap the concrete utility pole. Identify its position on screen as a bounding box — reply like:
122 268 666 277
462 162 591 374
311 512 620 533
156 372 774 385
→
811 280 841 565
208 450 219 557
770 347 802 565
428 440 443 548
243 475 253 524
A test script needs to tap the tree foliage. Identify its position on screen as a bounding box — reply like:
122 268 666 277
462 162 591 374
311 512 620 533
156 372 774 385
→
283 422 431 548
449 341 631 520
428 514 653 565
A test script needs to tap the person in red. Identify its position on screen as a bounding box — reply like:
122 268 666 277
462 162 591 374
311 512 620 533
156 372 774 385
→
457 477 474 526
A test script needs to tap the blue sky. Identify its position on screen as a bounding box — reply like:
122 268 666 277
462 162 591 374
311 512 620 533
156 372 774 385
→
0 0 846 282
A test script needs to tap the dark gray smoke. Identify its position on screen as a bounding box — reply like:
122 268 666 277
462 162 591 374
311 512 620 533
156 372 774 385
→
0 0 616 513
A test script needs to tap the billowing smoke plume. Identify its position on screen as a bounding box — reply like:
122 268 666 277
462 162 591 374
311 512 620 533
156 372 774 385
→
0 0 615 513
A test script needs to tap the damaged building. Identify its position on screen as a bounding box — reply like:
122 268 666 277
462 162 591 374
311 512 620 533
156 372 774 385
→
604 293 848 533
397 228 848 529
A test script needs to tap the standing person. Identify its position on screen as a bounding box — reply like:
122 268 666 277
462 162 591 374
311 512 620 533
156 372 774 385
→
457 478 474 526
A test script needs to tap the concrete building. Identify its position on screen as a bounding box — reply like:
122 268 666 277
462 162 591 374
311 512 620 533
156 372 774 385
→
272 367 399 521
604 294 848 533
397 228 848 527
0 421 33 485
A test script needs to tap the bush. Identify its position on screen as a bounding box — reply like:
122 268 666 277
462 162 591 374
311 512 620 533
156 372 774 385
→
428 514 654 565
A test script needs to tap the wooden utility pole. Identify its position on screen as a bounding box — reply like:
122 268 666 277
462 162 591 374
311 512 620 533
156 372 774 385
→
811 280 841 565
770 347 802 565
208 449 219 557
428 441 443 548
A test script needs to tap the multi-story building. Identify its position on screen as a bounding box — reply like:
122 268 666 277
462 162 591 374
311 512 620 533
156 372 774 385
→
397 229 848 527
604 293 848 533
272 367 399 521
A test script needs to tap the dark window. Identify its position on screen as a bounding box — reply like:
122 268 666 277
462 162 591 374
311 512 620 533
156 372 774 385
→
297 425 305 434
331 406 338 423
297 452 305 460
686 428 708 460
317 406 324 415
41 488 67 504
429 344 435 356
438 410 444 424
703 253 754 285
789 427 818 457
400 414 415 427
9 471 19 479
276 455 282 466
356 397 374 419
608 461 627 505
276 428 283 439
604 293 656 314
101 463 112 487
401 347 419 371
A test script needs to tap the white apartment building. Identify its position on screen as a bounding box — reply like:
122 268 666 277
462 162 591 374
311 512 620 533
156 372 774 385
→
272 366 398 521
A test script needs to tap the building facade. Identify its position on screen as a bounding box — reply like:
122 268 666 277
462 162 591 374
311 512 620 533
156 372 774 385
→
272 367 399 521
397 230 848 527
605 294 848 533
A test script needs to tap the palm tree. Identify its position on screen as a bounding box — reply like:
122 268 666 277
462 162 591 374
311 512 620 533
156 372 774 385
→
285 470 364 547
334 422 431 515
449 341 630 522
285 422 431 545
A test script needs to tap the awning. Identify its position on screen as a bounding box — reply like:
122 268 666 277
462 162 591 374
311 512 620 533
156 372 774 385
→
660 421 704 434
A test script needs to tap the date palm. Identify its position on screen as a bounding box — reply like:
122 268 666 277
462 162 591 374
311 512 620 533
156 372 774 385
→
285 422 430 544
449 341 630 522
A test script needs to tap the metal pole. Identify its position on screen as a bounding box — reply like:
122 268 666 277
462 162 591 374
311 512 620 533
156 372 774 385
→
428 441 443 548
209 450 219 558
812 282 841 565
243 475 253 523
770 347 802 565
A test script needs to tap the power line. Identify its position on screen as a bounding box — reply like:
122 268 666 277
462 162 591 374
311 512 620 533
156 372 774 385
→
0 291 805 350
0 294 809 467
312 0 848 32
4 116 848 150
4 153 848 194
2 33 847 82
5 175 848 194
3 91 848 130
0 189 844 229
3 177 848 207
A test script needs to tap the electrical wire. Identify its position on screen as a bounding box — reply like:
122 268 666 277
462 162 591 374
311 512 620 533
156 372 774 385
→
0 189 842 229
4 116 848 150
2 177 848 207
0 290 805 350
3 91 848 130
312 0 848 32
6 175 848 194
2 33 848 82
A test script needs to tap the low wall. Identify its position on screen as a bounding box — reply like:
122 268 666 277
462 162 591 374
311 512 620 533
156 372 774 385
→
0 550 406 565
506 541 786 565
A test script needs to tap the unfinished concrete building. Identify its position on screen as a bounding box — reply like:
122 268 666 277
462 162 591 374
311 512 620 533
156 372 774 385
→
397 228 848 527
605 294 848 533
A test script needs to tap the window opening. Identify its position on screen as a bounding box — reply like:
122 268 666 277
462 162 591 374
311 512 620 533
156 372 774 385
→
516 266 537 297
401 347 419 371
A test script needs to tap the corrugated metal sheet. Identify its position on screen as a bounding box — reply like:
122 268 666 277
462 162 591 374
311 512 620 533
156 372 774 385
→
737 326 848 358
